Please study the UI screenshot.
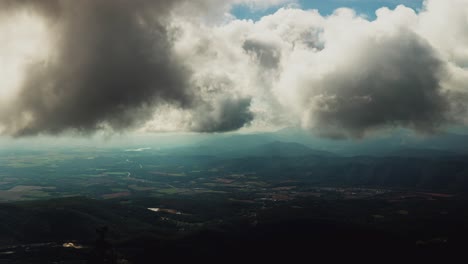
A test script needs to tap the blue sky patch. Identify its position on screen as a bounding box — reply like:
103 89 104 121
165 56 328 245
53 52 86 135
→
232 0 424 20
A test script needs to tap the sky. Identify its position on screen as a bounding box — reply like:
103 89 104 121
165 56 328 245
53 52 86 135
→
0 0 467 141
232 0 425 20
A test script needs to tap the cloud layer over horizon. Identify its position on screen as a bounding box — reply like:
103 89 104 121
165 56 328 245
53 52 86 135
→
0 0 467 138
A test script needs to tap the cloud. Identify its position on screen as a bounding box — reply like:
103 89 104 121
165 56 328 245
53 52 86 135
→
172 2 468 138
190 96 254 132
0 0 295 136
243 38 282 69
0 0 195 136
1 0 468 139
273 6 451 138
302 29 449 138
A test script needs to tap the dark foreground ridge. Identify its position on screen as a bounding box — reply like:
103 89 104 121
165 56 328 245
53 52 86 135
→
0 194 467 263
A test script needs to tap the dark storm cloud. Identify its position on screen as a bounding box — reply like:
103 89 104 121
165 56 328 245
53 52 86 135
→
308 30 450 138
0 0 195 136
191 97 254 133
0 0 61 18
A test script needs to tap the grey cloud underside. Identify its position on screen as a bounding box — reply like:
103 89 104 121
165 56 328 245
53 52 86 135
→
191 97 254 133
243 39 281 69
307 30 450 138
0 0 253 136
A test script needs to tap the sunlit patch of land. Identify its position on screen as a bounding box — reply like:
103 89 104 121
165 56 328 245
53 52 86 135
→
148 208 183 215
62 242 84 249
